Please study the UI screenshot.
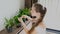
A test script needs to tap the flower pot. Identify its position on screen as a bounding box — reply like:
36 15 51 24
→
6 27 13 33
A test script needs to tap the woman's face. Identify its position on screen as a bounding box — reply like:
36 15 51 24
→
30 5 41 23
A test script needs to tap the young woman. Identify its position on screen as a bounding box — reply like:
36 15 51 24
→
18 3 47 34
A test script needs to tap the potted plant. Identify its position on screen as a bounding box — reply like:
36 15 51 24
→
13 16 21 28
4 18 14 33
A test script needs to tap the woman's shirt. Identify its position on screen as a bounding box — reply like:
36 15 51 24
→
26 22 46 34
35 25 46 34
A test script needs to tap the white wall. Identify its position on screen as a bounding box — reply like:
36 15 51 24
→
0 0 24 31
38 0 60 30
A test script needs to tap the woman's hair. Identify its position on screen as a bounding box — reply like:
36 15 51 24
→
28 3 47 34
33 3 47 24
33 3 47 20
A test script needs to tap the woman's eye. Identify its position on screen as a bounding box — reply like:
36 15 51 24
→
31 16 36 18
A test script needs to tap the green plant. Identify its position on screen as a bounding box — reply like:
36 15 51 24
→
13 8 30 26
17 8 30 17
13 16 20 25
4 17 14 28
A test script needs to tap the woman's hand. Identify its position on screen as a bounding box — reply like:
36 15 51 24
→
18 15 32 34
22 15 33 21
18 15 28 23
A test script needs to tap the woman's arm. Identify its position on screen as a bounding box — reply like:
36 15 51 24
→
18 15 32 34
